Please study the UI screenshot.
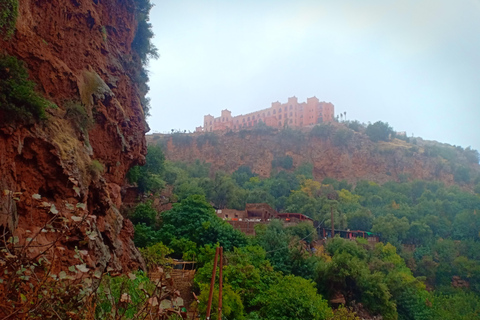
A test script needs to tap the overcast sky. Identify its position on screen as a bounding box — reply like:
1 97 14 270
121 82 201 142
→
147 0 480 152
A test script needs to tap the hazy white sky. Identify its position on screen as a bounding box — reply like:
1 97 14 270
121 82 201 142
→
147 0 480 151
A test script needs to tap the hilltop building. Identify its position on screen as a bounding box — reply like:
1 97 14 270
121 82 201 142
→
196 96 334 132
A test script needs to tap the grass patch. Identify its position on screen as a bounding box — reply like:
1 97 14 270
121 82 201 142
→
89 160 104 180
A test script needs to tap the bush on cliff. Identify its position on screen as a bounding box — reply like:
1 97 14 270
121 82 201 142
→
0 54 54 124
365 121 395 142
0 0 18 39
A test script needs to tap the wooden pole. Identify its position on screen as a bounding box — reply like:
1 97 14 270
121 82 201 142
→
206 247 219 320
218 247 223 320
331 205 334 238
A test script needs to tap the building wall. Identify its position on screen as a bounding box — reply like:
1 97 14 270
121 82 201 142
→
199 96 335 132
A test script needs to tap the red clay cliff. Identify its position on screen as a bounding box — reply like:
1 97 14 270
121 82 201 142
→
0 0 148 271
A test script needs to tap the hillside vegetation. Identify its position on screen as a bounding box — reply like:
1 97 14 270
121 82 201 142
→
149 121 480 188
122 141 480 319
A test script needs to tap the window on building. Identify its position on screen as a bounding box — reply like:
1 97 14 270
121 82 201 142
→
247 117 250 121
290 105 293 110
273 110 276 114
243 118 245 123
234 125 236 130
290 112 292 116
279 115 282 119
279 107 282 112
210 121 212 125
222 118 224 122
254 120 257 124
268 111 270 116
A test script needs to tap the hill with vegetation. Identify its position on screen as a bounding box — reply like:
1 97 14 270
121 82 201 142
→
149 121 480 189
122 140 480 319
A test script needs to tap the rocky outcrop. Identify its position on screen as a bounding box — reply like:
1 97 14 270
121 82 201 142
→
151 129 479 187
0 0 148 271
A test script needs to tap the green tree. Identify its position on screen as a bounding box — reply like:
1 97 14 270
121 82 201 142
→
258 275 333 320
365 121 394 142
159 195 247 251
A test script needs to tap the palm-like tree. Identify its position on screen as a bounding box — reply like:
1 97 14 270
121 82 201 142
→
344 111 346 121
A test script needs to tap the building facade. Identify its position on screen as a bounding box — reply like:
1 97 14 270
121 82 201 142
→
197 96 334 132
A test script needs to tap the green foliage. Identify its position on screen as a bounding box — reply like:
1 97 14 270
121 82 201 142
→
133 222 162 248
294 162 314 180
138 242 173 269
286 221 317 243
0 0 18 38
271 155 293 169
159 195 247 250
475 182 480 195
130 201 157 225
0 54 54 124
171 132 193 147
332 128 354 147
464 146 480 164
276 127 305 148
310 123 335 139
345 120 364 132
89 160 104 179
64 101 94 134
95 272 156 319
431 291 480 319
138 150 480 318
131 0 158 64
454 165 471 183
251 120 276 135
127 145 166 194
196 132 219 147
365 121 394 142
232 165 256 187
258 275 333 320
196 283 246 320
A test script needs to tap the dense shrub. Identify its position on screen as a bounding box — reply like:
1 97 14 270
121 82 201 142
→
365 121 394 142
332 128 353 147
196 132 219 147
0 0 18 38
272 155 293 169
171 132 193 147
0 54 54 124
454 165 470 183
310 123 335 139
345 120 364 132
64 101 94 134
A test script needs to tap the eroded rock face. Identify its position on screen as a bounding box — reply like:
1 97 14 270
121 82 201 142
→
0 0 147 271
152 130 479 187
